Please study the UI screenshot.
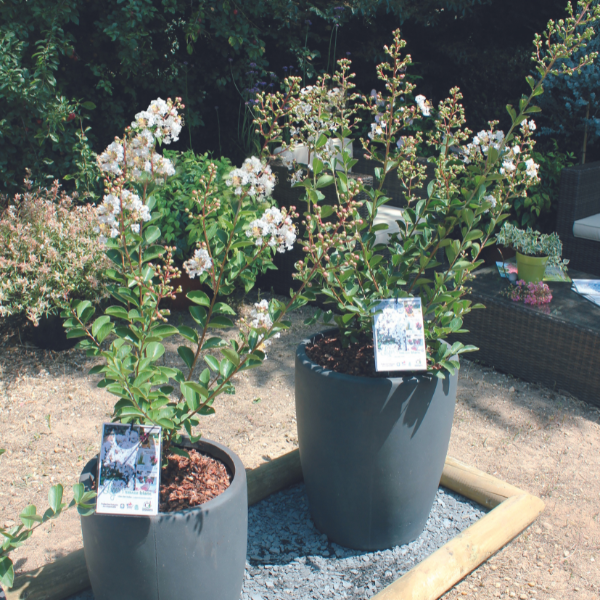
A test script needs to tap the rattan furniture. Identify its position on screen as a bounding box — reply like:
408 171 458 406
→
450 266 600 407
556 161 600 276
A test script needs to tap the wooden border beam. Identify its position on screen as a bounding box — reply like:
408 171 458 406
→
6 450 543 600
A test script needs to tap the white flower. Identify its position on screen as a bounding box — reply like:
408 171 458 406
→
184 248 213 279
246 207 296 253
483 194 497 214
131 98 182 144
368 122 386 140
499 160 516 175
525 158 539 179
226 158 276 200
250 300 280 350
521 119 536 133
415 95 432 117
98 141 124 175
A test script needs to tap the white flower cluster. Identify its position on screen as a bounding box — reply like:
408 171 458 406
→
184 248 213 279
376 306 407 347
97 98 179 182
246 207 296 253
415 95 432 117
226 157 277 200
131 98 183 144
465 129 505 160
95 190 151 243
521 119 536 132
250 299 280 349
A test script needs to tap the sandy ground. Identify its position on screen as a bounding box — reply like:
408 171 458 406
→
1 300 599 600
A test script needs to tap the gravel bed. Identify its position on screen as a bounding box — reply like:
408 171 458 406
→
242 483 486 599
63 482 485 600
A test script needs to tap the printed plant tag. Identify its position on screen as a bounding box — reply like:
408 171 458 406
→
372 298 427 372
96 423 162 516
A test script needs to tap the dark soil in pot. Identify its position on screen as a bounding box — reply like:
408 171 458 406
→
80 438 247 600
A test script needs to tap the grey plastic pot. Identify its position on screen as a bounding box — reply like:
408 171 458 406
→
79 438 247 600
295 332 458 551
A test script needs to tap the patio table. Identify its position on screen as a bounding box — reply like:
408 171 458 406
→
450 266 600 408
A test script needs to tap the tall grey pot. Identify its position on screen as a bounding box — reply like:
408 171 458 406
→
295 333 457 551
79 438 247 600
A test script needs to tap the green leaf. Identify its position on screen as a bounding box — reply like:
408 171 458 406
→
145 342 165 361
81 101 96 110
144 226 161 244
105 306 128 319
170 446 190 458
178 346 195 369
212 302 236 316
205 355 220 371
219 358 235 379
221 347 240 366
317 175 334 188
19 505 42 528
320 205 334 218
0 556 14 590
92 316 111 337
178 325 199 344
187 291 210 306
202 337 226 350
48 484 64 514
189 305 207 327
208 315 235 328
72 483 84 504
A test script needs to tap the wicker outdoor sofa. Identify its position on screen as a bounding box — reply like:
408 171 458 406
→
556 161 600 276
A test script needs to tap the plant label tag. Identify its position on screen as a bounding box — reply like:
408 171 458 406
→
96 423 162 516
372 298 427 372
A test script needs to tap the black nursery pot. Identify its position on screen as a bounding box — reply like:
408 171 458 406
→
79 438 247 600
29 313 78 351
295 332 458 551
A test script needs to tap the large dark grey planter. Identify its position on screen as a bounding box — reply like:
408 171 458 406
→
79 438 247 600
295 332 457 550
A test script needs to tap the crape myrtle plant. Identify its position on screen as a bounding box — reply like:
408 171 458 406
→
62 96 320 458
253 0 600 377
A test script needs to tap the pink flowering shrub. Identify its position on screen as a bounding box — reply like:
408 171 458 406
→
507 280 552 306
0 179 110 324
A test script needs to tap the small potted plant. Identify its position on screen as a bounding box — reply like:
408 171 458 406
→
62 97 319 600
0 180 109 350
252 1 598 551
496 222 568 283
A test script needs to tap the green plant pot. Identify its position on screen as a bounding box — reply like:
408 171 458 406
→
516 252 549 283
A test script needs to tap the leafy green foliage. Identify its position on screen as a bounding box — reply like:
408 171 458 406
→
255 2 599 374
0 476 96 590
63 98 318 452
151 151 232 260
